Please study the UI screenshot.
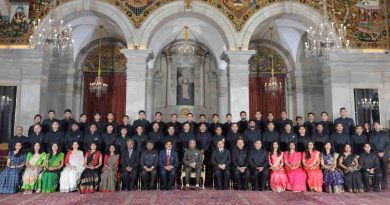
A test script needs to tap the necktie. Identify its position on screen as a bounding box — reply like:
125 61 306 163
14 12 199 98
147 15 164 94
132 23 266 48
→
166 151 171 166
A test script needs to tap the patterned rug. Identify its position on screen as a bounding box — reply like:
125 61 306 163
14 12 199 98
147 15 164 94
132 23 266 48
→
0 188 388 205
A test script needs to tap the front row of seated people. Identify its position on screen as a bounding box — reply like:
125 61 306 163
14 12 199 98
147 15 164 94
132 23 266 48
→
0 136 383 194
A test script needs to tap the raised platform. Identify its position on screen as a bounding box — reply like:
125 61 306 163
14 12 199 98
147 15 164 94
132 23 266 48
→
0 188 388 205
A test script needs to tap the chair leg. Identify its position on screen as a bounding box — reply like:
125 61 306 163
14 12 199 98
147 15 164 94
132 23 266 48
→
212 173 215 190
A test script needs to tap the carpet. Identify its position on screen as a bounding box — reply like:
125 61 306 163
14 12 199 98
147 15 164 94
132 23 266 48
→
0 188 388 205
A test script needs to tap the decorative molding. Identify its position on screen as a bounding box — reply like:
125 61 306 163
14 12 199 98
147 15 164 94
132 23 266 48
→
83 45 127 72
249 46 287 75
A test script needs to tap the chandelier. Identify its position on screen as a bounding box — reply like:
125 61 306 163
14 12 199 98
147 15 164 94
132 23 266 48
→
0 96 12 110
264 27 283 95
176 26 197 55
304 0 350 64
29 0 73 55
358 98 379 110
89 26 108 98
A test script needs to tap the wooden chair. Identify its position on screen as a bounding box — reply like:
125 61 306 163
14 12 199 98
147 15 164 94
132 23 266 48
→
180 164 206 190
0 143 9 170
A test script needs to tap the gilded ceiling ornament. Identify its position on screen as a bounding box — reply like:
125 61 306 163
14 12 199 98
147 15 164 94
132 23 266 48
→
249 46 286 74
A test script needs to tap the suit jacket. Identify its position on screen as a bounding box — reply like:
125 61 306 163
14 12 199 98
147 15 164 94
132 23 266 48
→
121 149 140 171
158 150 179 169
211 148 231 169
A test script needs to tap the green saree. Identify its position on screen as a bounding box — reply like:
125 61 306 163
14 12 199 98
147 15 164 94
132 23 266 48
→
38 152 64 193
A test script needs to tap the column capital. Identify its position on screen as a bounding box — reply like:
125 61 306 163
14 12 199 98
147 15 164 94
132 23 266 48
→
221 50 256 64
121 48 154 62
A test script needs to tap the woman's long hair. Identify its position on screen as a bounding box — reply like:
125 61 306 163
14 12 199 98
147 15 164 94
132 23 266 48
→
13 141 24 157
29 142 43 155
48 143 61 159
304 141 316 159
321 141 335 156
269 141 281 157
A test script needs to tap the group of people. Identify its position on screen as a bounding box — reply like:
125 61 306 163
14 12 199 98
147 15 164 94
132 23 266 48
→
0 107 388 195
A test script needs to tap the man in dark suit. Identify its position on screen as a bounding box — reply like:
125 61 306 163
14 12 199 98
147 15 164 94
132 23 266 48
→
231 138 250 190
140 141 159 190
211 139 231 190
159 140 179 190
121 139 140 191
248 139 269 191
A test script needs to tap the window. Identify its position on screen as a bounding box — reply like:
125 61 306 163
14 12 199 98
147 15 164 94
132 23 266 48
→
353 88 380 126
0 86 17 143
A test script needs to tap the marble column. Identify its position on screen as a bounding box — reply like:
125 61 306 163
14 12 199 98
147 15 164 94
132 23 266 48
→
19 50 46 134
145 69 155 121
223 50 255 122
121 49 153 121
217 69 228 121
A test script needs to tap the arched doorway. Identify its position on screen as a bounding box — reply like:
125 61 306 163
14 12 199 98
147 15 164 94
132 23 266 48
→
82 43 127 123
249 46 287 119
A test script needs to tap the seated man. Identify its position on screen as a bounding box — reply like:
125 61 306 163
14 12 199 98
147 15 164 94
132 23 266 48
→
248 139 269 191
121 139 140 191
159 140 179 190
140 141 159 190
231 138 250 190
183 139 203 190
211 139 231 190
359 143 382 192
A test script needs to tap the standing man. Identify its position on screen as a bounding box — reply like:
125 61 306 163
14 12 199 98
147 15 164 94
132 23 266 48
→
42 110 56 134
183 139 203 190
60 109 75 133
133 110 150 134
183 113 198 132
44 121 64 152
231 139 250 190
227 123 241 150
140 141 158 190
276 110 293 134
211 140 231 190
28 114 42 136
293 116 304 135
254 111 266 133
334 107 355 135
237 111 248 134
121 139 139 191
248 139 269 191
223 113 233 136
208 114 222 136
159 140 179 191
303 112 316 137
330 123 350 154
243 120 261 150
151 112 166 133
118 115 133 137
369 122 389 190
319 112 334 135
166 114 182 135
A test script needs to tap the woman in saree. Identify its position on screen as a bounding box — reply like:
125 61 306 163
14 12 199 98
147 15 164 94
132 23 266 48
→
60 141 85 192
0 142 26 194
38 143 64 193
321 142 344 193
338 143 364 193
302 141 323 192
99 144 119 192
21 142 46 194
284 142 307 192
79 142 102 194
269 141 288 192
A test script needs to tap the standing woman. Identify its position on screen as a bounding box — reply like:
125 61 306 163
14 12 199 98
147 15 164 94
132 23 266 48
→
0 142 26 193
338 144 364 193
100 144 120 192
60 141 85 192
283 142 307 192
79 142 102 194
21 142 46 194
302 141 323 192
269 141 288 192
321 142 344 193
38 143 64 193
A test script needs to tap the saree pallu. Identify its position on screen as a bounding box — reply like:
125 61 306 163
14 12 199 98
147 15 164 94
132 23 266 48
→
321 152 344 193
60 150 85 192
38 152 64 193
303 150 323 192
0 152 26 193
79 151 102 194
99 154 119 192
21 152 46 191
269 153 288 192
283 151 307 191
341 153 364 193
